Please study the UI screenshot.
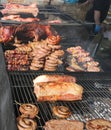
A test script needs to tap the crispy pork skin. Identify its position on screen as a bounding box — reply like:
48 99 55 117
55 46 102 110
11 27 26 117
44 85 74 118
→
34 82 83 101
33 74 76 85
44 119 84 130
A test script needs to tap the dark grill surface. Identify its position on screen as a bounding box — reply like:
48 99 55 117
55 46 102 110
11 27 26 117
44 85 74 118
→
8 72 111 130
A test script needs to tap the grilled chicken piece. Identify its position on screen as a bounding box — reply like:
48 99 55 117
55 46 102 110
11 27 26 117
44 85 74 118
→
44 119 84 130
34 82 83 101
33 74 76 85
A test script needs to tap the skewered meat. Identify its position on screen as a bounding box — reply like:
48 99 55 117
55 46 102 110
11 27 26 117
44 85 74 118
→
52 106 71 119
86 118 111 130
44 119 84 130
5 50 31 71
19 104 39 119
1 3 39 17
33 74 76 85
34 82 83 101
17 116 37 130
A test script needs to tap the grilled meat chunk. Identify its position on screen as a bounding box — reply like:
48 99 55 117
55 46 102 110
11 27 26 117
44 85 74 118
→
33 74 76 85
34 82 83 101
86 118 111 130
44 119 84 130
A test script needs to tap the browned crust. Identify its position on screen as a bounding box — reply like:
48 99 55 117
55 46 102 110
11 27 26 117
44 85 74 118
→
35 94 82 102
86 118 111 130
44 119 84 130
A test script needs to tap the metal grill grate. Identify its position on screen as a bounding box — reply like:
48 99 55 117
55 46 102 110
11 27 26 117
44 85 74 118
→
8 72 111 130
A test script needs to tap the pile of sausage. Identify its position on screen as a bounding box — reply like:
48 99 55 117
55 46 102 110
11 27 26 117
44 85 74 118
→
66 46 100 72
30 37 64 71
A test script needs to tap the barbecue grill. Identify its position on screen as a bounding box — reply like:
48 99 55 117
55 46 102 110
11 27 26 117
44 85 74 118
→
0 4 111 130
8 71 111 130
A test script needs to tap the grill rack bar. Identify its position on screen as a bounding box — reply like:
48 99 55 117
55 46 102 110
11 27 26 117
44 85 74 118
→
8 72 111 130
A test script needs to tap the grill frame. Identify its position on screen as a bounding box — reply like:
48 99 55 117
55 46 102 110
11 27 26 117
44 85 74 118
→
0 44 17 130
8 71 111 130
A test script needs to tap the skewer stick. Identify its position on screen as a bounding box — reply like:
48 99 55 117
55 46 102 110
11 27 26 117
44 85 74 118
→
36 115 40 119
15 100 22 105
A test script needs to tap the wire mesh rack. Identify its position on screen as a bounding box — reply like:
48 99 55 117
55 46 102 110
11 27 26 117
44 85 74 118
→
8 71 111 130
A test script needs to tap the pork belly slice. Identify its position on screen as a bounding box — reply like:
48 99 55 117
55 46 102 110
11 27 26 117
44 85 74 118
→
44 119 84 130
34 82 83 101
33 74 76 85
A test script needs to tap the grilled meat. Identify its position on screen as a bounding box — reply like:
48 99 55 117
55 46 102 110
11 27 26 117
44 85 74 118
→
66 46 100 72
14 23 53 43
33 74 76 85
86 118 111 130
1 3 39 17
34 82 83 101
0 23 56 43
0 25 16 43
19 104 39 119
46 35 61 45
52 106 71 119
17 116 37 130
44 119 84 130
1 15 40 22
